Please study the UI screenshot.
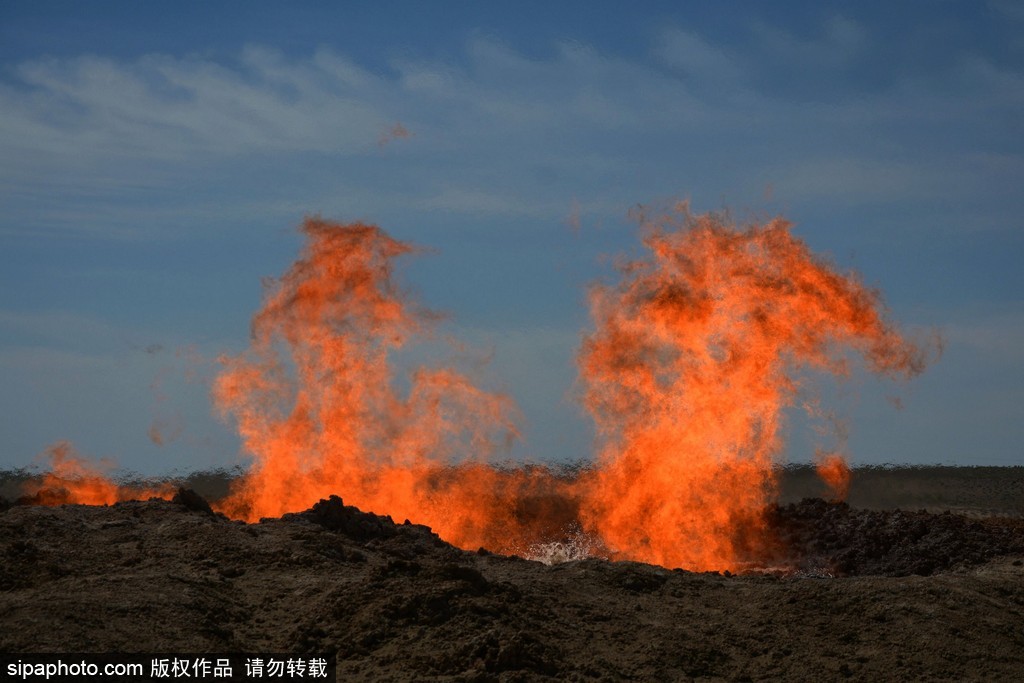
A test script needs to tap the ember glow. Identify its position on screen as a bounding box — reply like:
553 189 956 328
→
20 206 931 572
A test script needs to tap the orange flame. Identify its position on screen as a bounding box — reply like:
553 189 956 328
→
22 441 173 506
211 219 540 551
575 204 926 569
815 451 852 502
23 205 930 573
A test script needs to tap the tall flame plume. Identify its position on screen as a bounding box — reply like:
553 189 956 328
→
211 219 543 552
575 204 927 569
19 206 931 572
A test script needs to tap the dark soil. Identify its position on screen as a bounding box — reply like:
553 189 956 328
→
2 489 1024 681
765 497 1024 577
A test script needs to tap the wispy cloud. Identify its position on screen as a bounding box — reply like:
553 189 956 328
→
0 310 139 352
3 46 386 161
750 15 868 70
943 310 1024 363
0 21 1020 240
652 28 744 85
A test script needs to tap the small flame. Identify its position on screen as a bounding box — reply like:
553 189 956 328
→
815 451 852 502
22 441 173 505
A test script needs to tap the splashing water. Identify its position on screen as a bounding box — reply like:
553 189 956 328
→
524 524 607 566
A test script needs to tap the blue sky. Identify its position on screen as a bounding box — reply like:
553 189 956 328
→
1 1 1022 474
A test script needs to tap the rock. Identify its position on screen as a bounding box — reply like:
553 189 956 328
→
172 487 215 516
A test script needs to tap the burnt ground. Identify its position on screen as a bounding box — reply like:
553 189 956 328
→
1 484 1024 682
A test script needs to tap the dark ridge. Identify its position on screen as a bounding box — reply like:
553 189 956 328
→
281 495 443 548
768 497 1024 577
13 488 72 507
171 487 215 516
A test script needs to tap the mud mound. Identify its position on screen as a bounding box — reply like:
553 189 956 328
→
2 495 1023 680
282 494 441 546
767 498 1024 577
171 487 217 516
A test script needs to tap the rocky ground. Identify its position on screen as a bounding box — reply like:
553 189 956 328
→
2 483 1023 681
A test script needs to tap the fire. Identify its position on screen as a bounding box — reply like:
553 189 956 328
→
575 204 926 569
21 441 173 506
20 204 931 572
815 451 852 502
211 219 537 552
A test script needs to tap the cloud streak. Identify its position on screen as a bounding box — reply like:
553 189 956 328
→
1 23 1020 241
